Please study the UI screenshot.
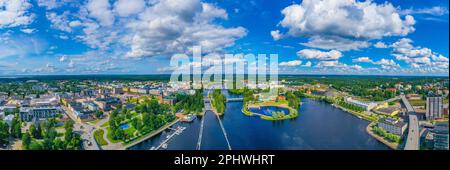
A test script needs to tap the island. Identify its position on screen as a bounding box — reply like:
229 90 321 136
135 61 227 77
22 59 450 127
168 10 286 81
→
240 90 299 121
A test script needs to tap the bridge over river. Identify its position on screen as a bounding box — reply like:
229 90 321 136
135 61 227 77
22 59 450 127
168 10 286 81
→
401 95 420 150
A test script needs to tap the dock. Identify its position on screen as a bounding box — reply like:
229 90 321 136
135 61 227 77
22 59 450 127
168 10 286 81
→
152 126 186 150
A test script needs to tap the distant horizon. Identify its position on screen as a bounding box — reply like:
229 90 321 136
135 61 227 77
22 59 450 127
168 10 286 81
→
1 73 448 78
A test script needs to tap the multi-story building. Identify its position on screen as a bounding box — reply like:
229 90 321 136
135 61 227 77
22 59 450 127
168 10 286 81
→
426 96 443 120
19 107 60 122
82 89 96 97
0 105 18 113
163 96 176 105
344 97 378 111
4 114 14 126
82 101 99 111
432 122 449 150
30 96 59 107
94 96 120 111
112 87 124 95
378 117 407 136
69 102 94 121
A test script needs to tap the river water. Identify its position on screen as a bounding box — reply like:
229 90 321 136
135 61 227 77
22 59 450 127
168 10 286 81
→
129 95 388 150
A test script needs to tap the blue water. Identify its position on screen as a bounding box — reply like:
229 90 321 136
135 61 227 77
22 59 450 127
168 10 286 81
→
120 124 130 130
249 106 289 116
129 91 389 150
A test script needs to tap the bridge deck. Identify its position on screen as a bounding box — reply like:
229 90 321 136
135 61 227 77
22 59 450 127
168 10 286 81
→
400 95 419 150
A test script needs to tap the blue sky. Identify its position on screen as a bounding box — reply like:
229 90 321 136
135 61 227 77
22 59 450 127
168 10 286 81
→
0 0 448 75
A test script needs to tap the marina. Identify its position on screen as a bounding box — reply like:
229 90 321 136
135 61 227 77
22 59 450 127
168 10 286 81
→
151 126 187 150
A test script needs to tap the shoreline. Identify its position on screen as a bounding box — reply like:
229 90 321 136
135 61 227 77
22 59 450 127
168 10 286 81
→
244 102 299 121
122 119 180 150
305 96 398 149
366 122 399 150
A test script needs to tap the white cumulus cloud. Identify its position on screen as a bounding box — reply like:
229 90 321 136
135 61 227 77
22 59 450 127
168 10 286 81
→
297 49 342 60
279 60 302 67
114 0 145 17
0 0 34 28
273 0 415 51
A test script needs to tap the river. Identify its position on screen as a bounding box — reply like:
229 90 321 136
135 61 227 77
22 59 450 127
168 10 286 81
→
129 94 388 150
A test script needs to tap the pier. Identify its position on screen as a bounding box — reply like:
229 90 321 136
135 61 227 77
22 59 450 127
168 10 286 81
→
216 113 232 150
151 126 186 150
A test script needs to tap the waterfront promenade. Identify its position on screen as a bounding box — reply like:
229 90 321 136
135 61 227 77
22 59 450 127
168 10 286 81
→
366 122 399 150
123 119 180 150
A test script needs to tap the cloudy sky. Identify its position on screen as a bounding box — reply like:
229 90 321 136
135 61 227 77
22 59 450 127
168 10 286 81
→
0 0 448 76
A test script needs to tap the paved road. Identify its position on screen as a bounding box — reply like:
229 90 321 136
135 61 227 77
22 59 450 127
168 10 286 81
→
62 106 99 150
400 95 420 150
405 114 420 150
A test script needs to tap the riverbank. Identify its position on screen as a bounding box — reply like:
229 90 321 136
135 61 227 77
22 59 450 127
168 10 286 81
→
331 104 377 122
366 122 399 150
301 94 377 122
244 101 298 121
302 95 395 149
122 119 180 149
209 95 223 116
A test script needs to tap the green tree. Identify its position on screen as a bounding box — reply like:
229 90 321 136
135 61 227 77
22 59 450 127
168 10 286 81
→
95 110 104 118
0 121 10 145
30 123 42 139
29 141 43 150
21 132 31 150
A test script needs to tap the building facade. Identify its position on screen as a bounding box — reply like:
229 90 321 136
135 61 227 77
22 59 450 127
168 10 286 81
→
426 96 443 120
432 122 449 150
378 117 407 136
344 97 378 111
19 107 60 122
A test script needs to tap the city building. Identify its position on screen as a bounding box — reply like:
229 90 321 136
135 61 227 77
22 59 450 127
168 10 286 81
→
163 96 176 105
0 105 17 113
443 104 449 117
4 114 14 126
94 96 120 111
19 107 60 122
344 97 378 111
378 118 407 136
112 87 124 95
432 122 449 150
82 89 96 97
406 94 422 100
426 96 443 120
30 96 59 107
82 101 99 111
69 102 94 122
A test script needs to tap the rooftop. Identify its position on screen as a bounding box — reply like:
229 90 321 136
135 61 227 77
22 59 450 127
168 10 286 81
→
379 117 406 128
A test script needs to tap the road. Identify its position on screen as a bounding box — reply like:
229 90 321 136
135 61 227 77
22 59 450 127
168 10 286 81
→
405 114 420 150
61 106 100 150
400 95 420 150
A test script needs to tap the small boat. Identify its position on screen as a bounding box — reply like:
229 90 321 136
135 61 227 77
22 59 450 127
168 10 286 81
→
183 114 196 122
357 116 362 119
161 143 168 149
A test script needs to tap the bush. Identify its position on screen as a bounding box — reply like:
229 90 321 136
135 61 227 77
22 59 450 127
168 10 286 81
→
94 129 108 146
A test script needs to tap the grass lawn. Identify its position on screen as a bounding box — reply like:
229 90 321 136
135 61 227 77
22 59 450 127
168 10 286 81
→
409 99 426 106
94 129 108 146
89 119 101 125
101 121 109 128
106 127 121 144
245 100 299 121
123 126 137 138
